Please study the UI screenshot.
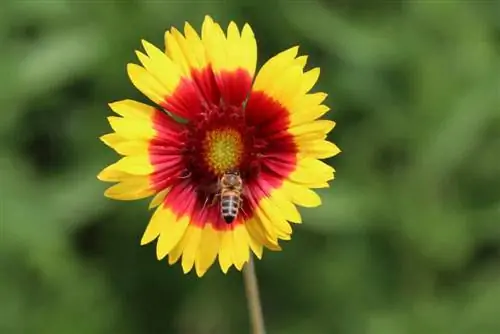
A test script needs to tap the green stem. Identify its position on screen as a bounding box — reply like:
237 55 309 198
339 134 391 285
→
243 256 267 334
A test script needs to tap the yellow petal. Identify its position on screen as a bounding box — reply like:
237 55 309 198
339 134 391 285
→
113 155 154 175
141 204 166 245
195 223 221 277
148 188 169 209
240 23 258 77
253 46 325 119
264 65 304 111
294 55 308 69
298 140 341 159
226 21 241 69
155 209 189 260
100 133 126 150
289 120 336 137
104 176 153 200
127 63 166 105
281 181 322 208
309 182 330 188
107 116 156 140
97 164 130 182
247 233 264 259
202 16 227 72
108 99 155 119
299 68 320 95
295 92 328 109
181 225 202 274
290 104 330 126
245 217 281 251
258 197 292 238
168 233 187 265
233 225 250 270
218 231 234 274
288 157 335 186
267 188 302 223
253 46 299 92
111 140 149 156
183 21 208 69
140 39 183 93
164 28 192 76
200 16 257 77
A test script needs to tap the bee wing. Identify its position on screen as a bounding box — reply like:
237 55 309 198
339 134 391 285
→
241 186 250 198
197 180 220 195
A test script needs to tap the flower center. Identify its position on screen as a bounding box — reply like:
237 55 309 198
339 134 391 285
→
203 128 244 176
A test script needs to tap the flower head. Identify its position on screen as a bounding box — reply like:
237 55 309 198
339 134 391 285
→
98 16 340 277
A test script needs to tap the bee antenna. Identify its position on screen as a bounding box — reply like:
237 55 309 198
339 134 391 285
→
178 170 192 179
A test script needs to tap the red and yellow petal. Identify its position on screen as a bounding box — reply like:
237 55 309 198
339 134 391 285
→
99 16 340 277
154 208 191 260
129 39 204 120
98 99 186 200
200 16 257 106
140 184 261 277
99 165 155 201
136 177 278 277
165 17 257 79
130 15 258 123
239 45 339 250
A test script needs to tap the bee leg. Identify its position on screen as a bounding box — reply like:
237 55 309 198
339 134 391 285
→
210 193 220 206
238 197 249 217
200 196 210 212
201 193 218 212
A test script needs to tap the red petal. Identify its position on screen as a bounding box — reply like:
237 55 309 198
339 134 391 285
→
217 69 253 107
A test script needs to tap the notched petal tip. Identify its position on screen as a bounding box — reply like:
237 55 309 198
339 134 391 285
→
234 259 247 271
220 264 232 274
141 39 156 53
134 50 148 63
270 243 282 251
295 55 308 69
108 100 124 111
290 45 300 53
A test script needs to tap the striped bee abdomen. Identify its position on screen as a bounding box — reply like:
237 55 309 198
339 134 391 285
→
221 191 240 224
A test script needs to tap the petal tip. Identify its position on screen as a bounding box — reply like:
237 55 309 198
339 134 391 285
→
195 264 208 278
182 263 194 274
140 235 152 246
156 246 168 261
141 39 152 49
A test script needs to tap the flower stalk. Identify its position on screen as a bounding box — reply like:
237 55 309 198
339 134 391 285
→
243 256 266 334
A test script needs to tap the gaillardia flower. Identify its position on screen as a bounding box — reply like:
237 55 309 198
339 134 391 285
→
98 16 339 277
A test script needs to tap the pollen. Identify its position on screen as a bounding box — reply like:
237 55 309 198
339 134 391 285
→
203 128 244 176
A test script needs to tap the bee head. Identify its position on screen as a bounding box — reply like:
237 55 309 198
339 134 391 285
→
220 171 242 188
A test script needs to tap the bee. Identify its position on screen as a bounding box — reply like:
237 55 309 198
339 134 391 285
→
218 171 243 224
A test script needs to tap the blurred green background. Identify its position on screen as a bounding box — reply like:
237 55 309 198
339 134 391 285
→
2 1 500 333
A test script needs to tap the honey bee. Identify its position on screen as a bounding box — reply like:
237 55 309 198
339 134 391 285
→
218 171 243 224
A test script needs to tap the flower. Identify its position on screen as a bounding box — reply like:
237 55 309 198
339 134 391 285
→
98 15 340 277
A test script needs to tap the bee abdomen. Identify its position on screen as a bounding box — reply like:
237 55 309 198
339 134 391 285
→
221 194 240 224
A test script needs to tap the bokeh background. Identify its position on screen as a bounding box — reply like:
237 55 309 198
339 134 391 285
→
2 1 500 333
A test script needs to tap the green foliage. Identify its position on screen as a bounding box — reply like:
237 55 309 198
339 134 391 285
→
1 1 500 333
